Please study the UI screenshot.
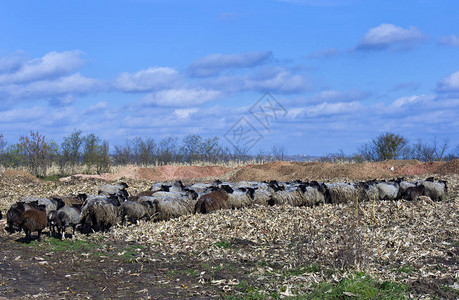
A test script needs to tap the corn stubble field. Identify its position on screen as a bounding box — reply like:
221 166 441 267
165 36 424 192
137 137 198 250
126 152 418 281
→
0 160 458 299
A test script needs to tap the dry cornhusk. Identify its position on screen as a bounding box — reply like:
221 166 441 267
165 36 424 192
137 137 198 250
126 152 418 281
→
0 171 457 297
104 174 458 297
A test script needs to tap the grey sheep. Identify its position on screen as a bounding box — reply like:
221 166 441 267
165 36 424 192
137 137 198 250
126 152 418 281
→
376 182 399 200
80 195 122 232
422 179 447 201
98 182 129 201
325 183 359 204
21 197 65 215
121 200 155 224
298 185 326 207
47 210 62 236
57 206 82 239
144 189 198 221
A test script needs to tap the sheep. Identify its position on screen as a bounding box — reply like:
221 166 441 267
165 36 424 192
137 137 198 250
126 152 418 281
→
298 184 326 207
6 202 26 233
80 195 122 232
376 181 399 200
47 210 61 236
195 190 230 214
270 186 305 207
252 188 272 206
121 200 155 224
144 189 198 221
189 183 213 194
400 184 425 201
160 180 185 193
149 182 164 192
325 183 359 204
21 197 65 215
52 194 87 207
21 208 47 241
222 186 254 209
98 182 129 201
422 179 447 201
128 190 159 202
57 205 82 239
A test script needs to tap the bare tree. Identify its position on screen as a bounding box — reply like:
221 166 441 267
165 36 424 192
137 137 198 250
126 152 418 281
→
271 144 287 161
18 131 57 177
359 132 409 161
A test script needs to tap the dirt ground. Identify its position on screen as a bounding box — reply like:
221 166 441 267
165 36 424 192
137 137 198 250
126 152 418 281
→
0 161 457 299
59 159 458 183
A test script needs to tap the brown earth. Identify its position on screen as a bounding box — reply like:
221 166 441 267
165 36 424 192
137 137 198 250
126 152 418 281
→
60 159 458 183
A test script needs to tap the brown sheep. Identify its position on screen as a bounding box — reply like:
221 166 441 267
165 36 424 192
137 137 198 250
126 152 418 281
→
21 208 47 241
195 191 230 214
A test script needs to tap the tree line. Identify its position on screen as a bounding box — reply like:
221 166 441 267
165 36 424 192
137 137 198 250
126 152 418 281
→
0 130 254 177
319 132 458 163
0 130 457 177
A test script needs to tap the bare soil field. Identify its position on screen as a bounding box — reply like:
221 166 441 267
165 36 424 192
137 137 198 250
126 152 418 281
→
0 160 457 299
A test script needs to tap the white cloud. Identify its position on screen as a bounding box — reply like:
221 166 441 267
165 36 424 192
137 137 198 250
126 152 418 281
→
0 51 84 85
140 88 222 107
188 51 273 77
85 102 109 114
436 70 459 92
288 101 362 118
0 106 47 123
174 108 198 119
244 68 311 94
307 89 369 103
391 94 435 108
357 24 423 51
114 67 180 92
0 73 103 100
438 34 459 47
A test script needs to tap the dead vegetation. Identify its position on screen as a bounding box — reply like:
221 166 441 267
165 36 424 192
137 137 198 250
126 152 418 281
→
0 162 457 299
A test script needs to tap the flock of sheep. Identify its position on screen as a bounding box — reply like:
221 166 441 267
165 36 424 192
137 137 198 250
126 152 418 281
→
2 177 448 241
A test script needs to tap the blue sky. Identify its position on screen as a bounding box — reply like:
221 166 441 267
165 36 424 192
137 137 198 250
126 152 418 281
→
0 0 458 156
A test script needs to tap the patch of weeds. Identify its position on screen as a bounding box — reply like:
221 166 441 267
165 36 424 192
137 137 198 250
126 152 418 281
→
395 265 414 274
186 269 199 277
285 264 321 276
92 251 104 257
33 239 99 252
227 280 279 300
305 272 409 299
439 284 459 296
451 240 459 247
214 240 232 249
117 244 145 263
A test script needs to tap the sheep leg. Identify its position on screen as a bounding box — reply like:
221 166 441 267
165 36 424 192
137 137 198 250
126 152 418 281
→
61 226 66 240
72 225 76 239
37 230 42 242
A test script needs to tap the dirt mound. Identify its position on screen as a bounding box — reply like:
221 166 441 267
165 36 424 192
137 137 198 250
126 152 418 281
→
228 160 446 182
436 159 459 175
0 169 40 184
61 165 231 183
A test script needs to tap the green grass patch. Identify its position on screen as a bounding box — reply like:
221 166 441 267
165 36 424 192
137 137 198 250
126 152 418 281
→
395 265 414 274
117 244 145 263
306 272 409 300
213 240 232 249
226 272 409 300
29 238 99 252
284 264 321 276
